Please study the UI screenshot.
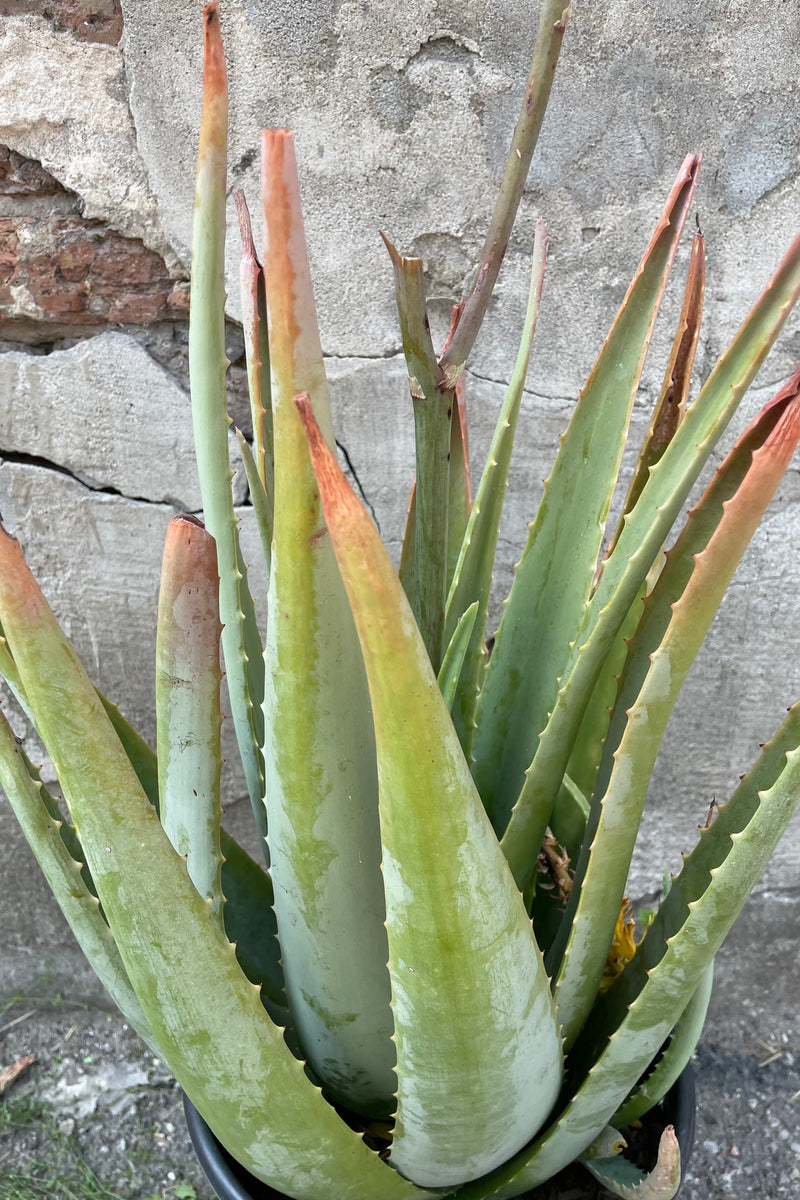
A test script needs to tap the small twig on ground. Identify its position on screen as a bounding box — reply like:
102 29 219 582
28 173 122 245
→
0 1053 35 1095
0 1008 36 1036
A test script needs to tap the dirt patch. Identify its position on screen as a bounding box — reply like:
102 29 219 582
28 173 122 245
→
0 996 797 1199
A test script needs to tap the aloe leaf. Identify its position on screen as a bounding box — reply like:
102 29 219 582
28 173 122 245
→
587 697 800 1053
216 830 287 1021
474 156 700 838
235 427 273 574
156 515 224 925
2 620 285 1013
297 395 563 1188
189 4 266 833
447 372 471 592
261 128 396 1118
456 725 800 1199
588 229 800 635
0 709 160 1056
550 372 800 1047
0 520 431 1200
611 962 714 1127
499 252 800 903
583 1127 681 1200
384 235 454 670
445 220 548 757
566 233 705 795
398 478 417 601
607 230 705 556
437 600 479 713
233 187 273 495
439 0 568 374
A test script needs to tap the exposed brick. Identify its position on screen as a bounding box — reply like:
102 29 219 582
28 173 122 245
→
0 147 64 197
0 0 123 45
0 148 188 332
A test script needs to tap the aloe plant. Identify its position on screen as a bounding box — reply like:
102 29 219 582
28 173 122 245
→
1 3 799 1198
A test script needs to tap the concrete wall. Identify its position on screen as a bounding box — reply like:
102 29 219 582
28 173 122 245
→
0 0 798 999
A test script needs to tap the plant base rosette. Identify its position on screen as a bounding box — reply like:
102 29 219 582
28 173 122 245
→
183 1069 696 1200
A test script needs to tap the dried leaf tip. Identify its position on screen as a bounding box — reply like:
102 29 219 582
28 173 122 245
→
234 189 259 262
202 1 226 93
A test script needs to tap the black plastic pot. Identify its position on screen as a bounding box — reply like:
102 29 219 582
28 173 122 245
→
184 1066 696 1200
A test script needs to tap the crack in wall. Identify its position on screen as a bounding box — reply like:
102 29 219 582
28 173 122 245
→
335 439 380 533
0 447 191 510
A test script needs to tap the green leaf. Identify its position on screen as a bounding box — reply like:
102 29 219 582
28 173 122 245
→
456 717 800 1198
499 236 800 903
189 9 265 834
0 520 430 1200
261 128 396 1118
156 515 224 925
583 1126 681 1200
447 373 471 594
587 696 800 1054
444 220 548 759
235 427 273 576
233 187 273 497
607 229 705 556
297 395 563 1189
437 600 479 713
478 155 700 847
550 372 800 1047
611 962 714 1127
0 707 160 1057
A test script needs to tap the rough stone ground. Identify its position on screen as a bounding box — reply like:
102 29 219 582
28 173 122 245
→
0 893 797 1200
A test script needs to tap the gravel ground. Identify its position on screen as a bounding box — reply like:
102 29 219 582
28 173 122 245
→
0 1001 796 1200
1 893 797 1200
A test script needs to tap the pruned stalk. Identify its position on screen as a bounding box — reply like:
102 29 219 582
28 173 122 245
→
439 0 569 377
156 515 224 927
383 235 454 669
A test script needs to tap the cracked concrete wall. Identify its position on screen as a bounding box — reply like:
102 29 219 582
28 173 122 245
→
0 0 798 1001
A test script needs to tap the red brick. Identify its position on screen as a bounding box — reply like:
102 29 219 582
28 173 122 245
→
0 153 189 331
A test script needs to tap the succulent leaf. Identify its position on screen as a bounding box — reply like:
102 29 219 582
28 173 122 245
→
447 370 472 593
481 155 700 857
550 371 800 1047
444 220 548 758
612 962 714 1127
459 725 800 1196
0 521 429 1200
608 230 705 556
589 696 800 1051
0 707 160 1056
235 427 273 574
297 395 563 1188
156 515 224 925
437 600 479 714
189 2 266 832
583 1126 681 1200
234 187 273 495
261 128 396 1117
